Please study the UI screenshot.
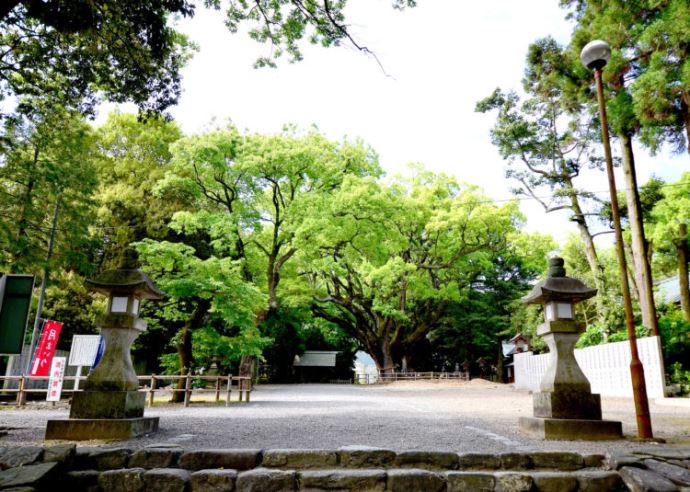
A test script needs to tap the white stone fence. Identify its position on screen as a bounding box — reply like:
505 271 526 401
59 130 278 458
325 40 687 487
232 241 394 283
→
514 336 666 398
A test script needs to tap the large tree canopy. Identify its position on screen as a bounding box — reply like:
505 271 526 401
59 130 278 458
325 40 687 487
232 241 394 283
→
297 169 525 373
0 0 416 125
0 1 194 120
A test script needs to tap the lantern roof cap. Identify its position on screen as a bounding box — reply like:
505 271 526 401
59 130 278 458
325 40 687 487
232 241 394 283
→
86 269 165 300
522 257 596 305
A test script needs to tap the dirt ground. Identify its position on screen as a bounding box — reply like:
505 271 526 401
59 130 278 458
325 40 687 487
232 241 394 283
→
1 381 688 453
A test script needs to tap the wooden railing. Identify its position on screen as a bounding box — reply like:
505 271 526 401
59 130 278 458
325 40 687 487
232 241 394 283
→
0 373 252 407
356 371 470 384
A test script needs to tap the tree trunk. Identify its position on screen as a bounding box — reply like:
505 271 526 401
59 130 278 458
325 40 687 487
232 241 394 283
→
677 223 690 322
620 133 659 335
681 94 690 155
568 187 608 324
495 343 504 383
238 355 254 379
172 300 209 403
380 338 395 376
11 168 37 270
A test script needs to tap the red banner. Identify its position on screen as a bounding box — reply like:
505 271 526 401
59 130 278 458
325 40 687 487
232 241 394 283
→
30 320 63 377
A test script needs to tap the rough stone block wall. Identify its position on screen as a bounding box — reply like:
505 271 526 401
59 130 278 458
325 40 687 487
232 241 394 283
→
0 443 688 491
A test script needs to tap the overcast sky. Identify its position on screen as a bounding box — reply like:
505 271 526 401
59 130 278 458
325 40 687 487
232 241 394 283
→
104 0 687 246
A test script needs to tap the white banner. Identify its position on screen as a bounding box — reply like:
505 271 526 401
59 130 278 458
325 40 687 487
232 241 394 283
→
68 335 101 366
46 356 66 402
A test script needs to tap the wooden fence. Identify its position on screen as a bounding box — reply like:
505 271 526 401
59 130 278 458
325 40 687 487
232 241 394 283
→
357 371 470 384
0 372 252 408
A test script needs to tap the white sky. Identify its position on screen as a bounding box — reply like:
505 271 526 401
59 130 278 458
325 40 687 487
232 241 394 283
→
103 0 687 246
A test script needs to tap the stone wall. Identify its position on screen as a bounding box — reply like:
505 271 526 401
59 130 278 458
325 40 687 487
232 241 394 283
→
1 444 689 490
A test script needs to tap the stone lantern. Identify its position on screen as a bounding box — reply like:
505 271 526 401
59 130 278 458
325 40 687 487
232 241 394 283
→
45 269 164 440
518 257 622 440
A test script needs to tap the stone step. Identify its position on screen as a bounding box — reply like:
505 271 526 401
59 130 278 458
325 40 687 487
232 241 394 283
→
0 444 688 491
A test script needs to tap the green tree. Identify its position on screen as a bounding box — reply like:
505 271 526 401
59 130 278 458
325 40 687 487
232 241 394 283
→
649 173 690 321
430 233 555 374
476 38 611 324
93 112 186 270
0 109 98 274
0 1 195 122
300 169 523 374
158 126 378 377
1 0 416 126
563 0 663 335
164 126 380 319
135 239 267 400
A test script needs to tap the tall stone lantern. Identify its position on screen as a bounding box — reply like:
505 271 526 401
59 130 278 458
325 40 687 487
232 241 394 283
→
45 269 164 440
518 257 623 440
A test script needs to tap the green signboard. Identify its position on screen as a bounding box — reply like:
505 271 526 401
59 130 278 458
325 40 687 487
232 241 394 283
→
0 274 35 355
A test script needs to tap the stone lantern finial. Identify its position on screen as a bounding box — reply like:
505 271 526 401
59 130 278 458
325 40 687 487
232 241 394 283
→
548 257 566 278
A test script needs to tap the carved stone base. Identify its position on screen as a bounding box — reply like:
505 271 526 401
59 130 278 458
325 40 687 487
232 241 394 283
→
45 417 159 441
533 390 602 420
70 391 145 419
519 416 622 441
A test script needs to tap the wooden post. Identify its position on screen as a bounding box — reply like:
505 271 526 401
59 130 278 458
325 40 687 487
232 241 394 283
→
238 378 243 402
245 378 251 403
16 376 25 405
215 375 221 402
183 371 192 407
225 375 232 407
148 374 157 407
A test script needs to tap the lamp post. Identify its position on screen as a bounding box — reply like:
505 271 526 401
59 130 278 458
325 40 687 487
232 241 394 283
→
580 40 653 439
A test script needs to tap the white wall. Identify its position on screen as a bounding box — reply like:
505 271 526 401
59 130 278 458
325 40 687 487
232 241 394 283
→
514 336 666 398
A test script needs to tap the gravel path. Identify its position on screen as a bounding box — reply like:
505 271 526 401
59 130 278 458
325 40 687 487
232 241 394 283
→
1 382 688 453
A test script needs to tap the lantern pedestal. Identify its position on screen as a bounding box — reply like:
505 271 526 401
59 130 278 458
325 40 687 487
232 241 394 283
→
518 416 622 440
45 270 164 441
45 417 159 441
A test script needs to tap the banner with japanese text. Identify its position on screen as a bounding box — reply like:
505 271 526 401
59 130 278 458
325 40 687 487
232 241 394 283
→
30 320 63 377
46 356 66 402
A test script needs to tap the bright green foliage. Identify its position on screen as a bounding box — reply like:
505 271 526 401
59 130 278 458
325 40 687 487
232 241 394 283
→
163 126 380 316
431 234 555 371
649 172 690 276
135 239 268 371
0 109 98 274
562 0 690 154
299 167 526 372
93 112 186 270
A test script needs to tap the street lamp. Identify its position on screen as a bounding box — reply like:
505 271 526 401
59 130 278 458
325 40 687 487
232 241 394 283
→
580 40 653 439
